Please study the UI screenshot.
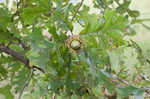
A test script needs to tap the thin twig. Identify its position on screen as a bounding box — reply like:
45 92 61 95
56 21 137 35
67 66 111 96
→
70 0 84 35
112 74 150 98
77 19 84 27
71 0 84 22
11 0 22 21
53 93 57 99
141 23 150 30
32 66 45 73
3 28 28 51
15 37 28 50
18 67 34 99
16 0 23 9
141 74 150 82
67 53 72 78
15 0 23 15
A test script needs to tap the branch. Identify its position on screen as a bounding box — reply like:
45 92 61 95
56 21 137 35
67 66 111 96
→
18 67 34 99
0 43 45 73
71 0 84 22
112 74 150 98
53 93 57 99
64 0 86 36
4 29 28 50
32 66 45 73
84 49 150 97
141 23 150 30
0 43 29 66
142 74 150 82
113 75 129 85
14 37 28 50
102 84 117 99
12 0 23 18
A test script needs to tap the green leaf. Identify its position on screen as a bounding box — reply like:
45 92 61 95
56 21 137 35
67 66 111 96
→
117 86 144 98
103 9 116 31
0 85 14 99
98 71 115 94
12 68 30 92
0 8 11 43
94 0 113 8
116 0 131 14
79 5 102 34
103 9 128 32
48 25 60 41
27 28 53 69
0 30 11 43
0 8 11 30
21 7 48 25
128 10 140 18
134 95 144 99
101 9 128 45
38 0 52 8
0 65 8 80
132 18 150 24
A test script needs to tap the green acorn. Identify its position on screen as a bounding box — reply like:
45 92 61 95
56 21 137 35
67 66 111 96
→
70 40 81 50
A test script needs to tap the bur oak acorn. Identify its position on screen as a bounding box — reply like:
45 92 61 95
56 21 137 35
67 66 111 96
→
66 35 84 53
70 40 81 50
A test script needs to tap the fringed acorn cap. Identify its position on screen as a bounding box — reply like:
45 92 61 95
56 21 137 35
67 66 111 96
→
66 35 84 53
